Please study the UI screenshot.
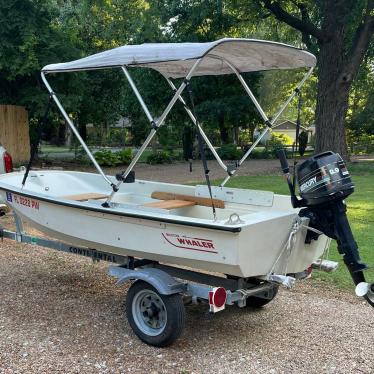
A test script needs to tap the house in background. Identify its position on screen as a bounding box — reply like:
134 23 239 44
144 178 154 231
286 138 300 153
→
86 117 131 135
253 120 315 145
272 120 314 143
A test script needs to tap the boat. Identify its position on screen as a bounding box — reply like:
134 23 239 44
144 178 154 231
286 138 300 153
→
0 38 372 346
0 38 328 278
0 169 329 278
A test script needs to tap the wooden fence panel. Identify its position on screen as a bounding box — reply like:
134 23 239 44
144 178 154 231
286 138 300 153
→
0 105 30 164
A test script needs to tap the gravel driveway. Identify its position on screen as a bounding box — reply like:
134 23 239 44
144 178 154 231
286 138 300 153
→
0 159 373 374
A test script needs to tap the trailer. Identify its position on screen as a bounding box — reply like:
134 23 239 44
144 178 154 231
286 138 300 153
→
1 210 340 347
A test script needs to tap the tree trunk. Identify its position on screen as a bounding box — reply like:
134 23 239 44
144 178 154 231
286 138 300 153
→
314 40 351 160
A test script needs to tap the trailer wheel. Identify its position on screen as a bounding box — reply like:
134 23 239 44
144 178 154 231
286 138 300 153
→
244 285 279 308
126 281 185 347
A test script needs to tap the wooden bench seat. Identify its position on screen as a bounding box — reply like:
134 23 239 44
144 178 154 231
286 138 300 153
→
150 191 225 209
62 193 109 201
143 199 195 210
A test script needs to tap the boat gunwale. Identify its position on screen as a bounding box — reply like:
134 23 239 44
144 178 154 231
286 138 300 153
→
0 186 242 233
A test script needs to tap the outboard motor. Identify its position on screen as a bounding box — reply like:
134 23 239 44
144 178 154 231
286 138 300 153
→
277 150 373 307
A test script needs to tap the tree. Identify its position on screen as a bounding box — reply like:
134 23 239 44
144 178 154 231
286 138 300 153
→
251 1 374 159
0 0 79 117
154 0 261 145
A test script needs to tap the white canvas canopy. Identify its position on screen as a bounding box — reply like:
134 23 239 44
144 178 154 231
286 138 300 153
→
42 38 316 78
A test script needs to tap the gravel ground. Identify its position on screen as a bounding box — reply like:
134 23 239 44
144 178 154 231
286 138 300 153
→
0 159 373 374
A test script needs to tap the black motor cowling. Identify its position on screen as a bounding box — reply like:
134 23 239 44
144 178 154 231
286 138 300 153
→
296 151 354 206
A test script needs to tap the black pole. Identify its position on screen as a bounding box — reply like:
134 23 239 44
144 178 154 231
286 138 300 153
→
22 95 53 186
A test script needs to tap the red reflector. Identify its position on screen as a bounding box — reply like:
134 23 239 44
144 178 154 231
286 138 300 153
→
4 152 13 173
208 291 213 305
213 287 227 308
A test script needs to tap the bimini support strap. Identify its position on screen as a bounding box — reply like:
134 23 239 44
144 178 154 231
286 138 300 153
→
102 58 203 207
22 94 53 187
185 80 216 220
41 72 115 189
291 89 302 191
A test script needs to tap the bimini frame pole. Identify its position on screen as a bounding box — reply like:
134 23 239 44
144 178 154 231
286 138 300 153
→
103 58 203 206
165 78 228 172
41 72 114 188
218 63 314 187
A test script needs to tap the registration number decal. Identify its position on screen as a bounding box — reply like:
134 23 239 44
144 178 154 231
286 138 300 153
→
10 193 39 210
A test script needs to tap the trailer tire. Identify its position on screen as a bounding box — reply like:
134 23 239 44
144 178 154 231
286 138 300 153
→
126 281 185 347
244 285 279 308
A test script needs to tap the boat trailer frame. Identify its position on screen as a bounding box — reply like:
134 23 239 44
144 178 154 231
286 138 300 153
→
1 210 340 346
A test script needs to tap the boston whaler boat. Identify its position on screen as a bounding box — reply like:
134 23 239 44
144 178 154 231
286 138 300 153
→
0 39 372 346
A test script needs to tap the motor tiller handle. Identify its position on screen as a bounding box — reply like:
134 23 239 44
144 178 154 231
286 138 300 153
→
276 149 300 208
277 149 289 174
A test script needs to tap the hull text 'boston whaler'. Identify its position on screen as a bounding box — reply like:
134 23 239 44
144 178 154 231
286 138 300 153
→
0 38 372 346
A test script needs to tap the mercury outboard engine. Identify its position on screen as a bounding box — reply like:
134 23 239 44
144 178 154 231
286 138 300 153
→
277 150 373 307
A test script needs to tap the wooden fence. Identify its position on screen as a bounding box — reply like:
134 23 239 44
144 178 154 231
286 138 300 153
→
0 105 30 164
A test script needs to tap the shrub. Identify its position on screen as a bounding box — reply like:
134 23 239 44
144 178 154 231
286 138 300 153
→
146 150 173 164
266 133 292 158
117 149 133 165
250 148 271 159
94 150 121 166
217 144 242 160
270 132 294 146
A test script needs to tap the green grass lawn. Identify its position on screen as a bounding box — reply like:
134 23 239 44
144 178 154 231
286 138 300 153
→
213 161 374 289
40 145 71 153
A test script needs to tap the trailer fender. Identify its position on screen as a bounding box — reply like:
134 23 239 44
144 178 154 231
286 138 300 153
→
108 266 186 295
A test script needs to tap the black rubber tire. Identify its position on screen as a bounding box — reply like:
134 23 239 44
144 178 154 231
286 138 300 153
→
244 285 279 308
126 281 185 347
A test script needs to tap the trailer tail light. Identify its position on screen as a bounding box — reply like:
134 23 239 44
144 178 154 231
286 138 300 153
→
208 287 227 313
3 152 13 173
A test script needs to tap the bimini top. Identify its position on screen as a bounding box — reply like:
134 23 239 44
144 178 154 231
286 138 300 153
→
42 38 316 78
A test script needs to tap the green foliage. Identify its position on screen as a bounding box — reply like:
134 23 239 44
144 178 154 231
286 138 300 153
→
250 148 271 159
94 150 121 167
264 133 292 158
117 149 133 164
2 0 373 158
270 133 294 146
217 144 242 160
0 0 79 117
94 149 132 167
146 150 173 165
347 133 374 155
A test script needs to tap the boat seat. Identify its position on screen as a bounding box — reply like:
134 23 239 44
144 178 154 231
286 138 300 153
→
62 193 109 201
143 199 196 210
150 191 225 209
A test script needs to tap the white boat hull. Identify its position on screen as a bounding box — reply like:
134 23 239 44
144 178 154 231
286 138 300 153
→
0 170 329 277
